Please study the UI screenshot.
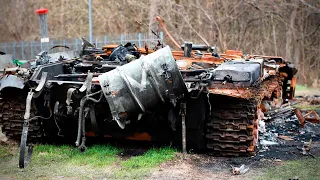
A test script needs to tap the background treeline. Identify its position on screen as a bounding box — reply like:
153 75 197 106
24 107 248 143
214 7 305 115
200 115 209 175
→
0 0 319 86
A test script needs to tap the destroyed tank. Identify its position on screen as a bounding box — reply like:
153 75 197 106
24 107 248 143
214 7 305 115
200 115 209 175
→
16 41 296 157
1 36 297 170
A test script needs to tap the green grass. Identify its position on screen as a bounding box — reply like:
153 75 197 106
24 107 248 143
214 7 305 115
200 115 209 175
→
30 144 120 167
294 84 320 110
294 104 320 110
68 144 119 166
0 144 177 180
254 157 320 180
0 144 10 157
121 147 176 169
295 84 310 91
113 147 177 179
295 84 320 96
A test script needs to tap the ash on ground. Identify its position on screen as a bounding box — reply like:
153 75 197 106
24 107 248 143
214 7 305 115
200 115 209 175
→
257 96 320 160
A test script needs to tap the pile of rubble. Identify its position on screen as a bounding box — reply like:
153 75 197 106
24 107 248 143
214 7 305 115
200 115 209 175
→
258 96 320 157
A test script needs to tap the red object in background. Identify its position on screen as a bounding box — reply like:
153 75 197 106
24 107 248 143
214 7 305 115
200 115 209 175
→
35 8 48 15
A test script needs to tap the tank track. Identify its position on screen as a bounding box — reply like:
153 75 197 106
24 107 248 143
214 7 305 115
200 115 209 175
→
206 77 281 156
0 94 43 143
206 97 257 156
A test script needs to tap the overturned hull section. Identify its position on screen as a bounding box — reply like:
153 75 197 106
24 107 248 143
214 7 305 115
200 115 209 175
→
99 46 187 129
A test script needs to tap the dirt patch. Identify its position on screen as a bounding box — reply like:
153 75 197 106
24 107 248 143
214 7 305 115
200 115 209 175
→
148 94 320 180
0 127 8 144
117 148 148 159
295 89 320 97
148 153 267 180
148 146 320 180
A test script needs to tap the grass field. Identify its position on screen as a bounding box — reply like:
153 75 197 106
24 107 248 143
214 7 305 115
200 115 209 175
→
254 157 320 180
294 84 320 110
295 84 320 97
2 143 319 180
0 143 177 179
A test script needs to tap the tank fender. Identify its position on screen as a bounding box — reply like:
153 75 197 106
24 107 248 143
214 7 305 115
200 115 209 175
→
0 75 25 91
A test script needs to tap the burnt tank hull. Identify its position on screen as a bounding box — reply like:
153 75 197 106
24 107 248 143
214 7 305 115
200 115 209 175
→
0 44 297 157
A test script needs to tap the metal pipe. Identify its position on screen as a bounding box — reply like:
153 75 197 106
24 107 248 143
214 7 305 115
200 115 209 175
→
182 115 186 153
55 73 101 78
156 16 181 50
88 0 93 43
183 42 192 57
75 97 87 147
76 90 102 147
180 69 207 73
180 102 187 154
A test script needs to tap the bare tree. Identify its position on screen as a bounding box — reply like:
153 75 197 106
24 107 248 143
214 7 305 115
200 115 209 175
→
0 0 319 86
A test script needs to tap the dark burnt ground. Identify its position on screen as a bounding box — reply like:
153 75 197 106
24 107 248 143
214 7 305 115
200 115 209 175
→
81 137 175 159
150 96 320 179
185 141 320 171
117 148 148 159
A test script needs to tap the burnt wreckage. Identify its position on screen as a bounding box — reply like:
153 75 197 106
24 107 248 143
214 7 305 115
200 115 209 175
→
0 38 297 167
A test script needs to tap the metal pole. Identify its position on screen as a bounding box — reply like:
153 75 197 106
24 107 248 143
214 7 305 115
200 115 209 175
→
13 42 16 59
36 8 49 51
180 101 187 154
138 33 142 48
89 0 93 43
75 38 79 51
104 36 107 45
120 34 124 45
31 41 34 59
21 42 25 60
4 43 7 54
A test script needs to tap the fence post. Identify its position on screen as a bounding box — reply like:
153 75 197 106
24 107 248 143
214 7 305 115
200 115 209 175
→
31 41 34 59
21 42 25 60
160 32 164 42
74 38 78 51
104 36 107 45
12 42 16 59
4 43 7 54
51 40 54 53
138 33 142 48
120 34 124 45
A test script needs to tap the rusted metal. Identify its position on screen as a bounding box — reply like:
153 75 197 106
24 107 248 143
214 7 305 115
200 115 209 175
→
289 77 296 99
294 109 305 127
0 91 41 142
0 28 298 159
155 16 181 50
304 110 320 123
180 102 187 154
206 75 285 156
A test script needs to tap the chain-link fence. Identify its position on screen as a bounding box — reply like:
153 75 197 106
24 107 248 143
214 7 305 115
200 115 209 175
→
0 32 164 60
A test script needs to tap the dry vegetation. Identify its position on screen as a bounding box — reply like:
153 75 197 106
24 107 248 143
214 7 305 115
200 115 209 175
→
0 0 319 85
